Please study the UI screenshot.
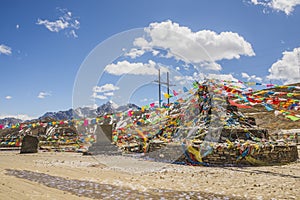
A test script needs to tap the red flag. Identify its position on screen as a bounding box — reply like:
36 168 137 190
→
173 90 179 96
83 119 89 126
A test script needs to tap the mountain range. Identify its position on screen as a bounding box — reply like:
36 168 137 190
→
0 101 140 124
39 101 140 121
0 118 23 126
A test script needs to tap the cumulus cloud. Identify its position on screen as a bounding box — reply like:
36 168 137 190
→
129 20 255 71
104 60 168 76
206 73 239 82
5 96 12 100
37 8 80 38
0 44 12 55
174 74 197 85
198 61 222 71
267 47 300 84
250 0 300 15
124 48 146 59
124 47 160 59
92 84 119 93
241 72 262 82
173 72 240 86
92 83 119 100
38 91 51 99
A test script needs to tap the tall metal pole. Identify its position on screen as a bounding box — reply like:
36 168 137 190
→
167 72 170 105
158 69 161 107
153 69 175 107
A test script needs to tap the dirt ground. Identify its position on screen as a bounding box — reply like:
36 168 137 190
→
0 151 299 199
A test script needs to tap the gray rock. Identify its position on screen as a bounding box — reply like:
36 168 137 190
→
20 135 39 154
87 125 120 155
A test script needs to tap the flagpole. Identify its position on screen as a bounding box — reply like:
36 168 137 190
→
167 72 170 105
159 69 161 108
153 69 175 107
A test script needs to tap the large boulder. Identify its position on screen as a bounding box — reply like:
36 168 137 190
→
20 135 39 154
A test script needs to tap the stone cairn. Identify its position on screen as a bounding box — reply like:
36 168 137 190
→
123 81 298 166
86 125 121 155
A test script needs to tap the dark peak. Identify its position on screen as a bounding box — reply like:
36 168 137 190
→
0 118 23 125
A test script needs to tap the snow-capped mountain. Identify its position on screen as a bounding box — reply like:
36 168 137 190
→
75 106 98 118
116 103 140 113
35 101 140 121
38 109 76 121
96 101 118 116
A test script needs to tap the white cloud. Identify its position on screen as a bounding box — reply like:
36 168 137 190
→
124 48 146 59
267 47 300 84
124 47 160 59
174 75 195 81
0 114 35 121
174 71 206 85
254 76 262 82
104 60 168 76
92 84 119 93
0 44 12 55
92 83 119 100
104 92 114 96
241 72 250 79
206 73 246 88
36 8 80 38
16 24 19 29
37 18 69 32
91 93 107 100
5 96 12 100
134 37 150 48
199 61 222 71
152 49 159 56
206 73 239 82
68 30 78 38
174 75 196 85
174 73 245 88
38 91 51 99
241 72 262 82
250 0 300 15
131 20 254 71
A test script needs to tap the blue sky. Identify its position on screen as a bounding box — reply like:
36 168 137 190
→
1 0 300 119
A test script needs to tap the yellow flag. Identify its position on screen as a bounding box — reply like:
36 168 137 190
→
164 93 170 99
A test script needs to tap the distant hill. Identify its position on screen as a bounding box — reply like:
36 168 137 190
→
38 109 77 121
0 118 22 126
